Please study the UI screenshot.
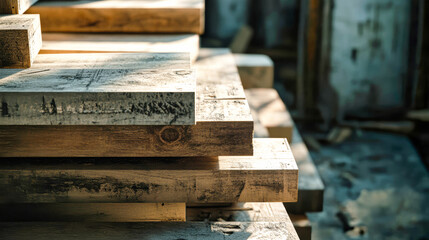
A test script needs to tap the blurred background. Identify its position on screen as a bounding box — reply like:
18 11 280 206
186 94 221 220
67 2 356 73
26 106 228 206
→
202 0 429 239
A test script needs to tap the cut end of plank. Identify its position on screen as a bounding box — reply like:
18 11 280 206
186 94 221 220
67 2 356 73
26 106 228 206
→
0 14 42 68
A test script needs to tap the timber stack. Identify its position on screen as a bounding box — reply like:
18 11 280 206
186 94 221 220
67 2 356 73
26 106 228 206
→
0 0 300 239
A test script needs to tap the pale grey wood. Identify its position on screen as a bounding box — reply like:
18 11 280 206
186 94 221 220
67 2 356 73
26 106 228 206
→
0 14 41 68
29 52 190 70
0 53 196 125
41 33 200 62
187 202 299 240
0 222 292 240
0 139 298 203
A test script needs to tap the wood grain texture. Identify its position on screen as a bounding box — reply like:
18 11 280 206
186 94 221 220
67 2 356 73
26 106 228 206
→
0 14 41 68
0 203 186 222
0 53 196 125
245 88 293 141
40 33 200 62
0 139 298 203
187 202 299 240
246 88 324 213
284 126 325 213
234 54 274 89
26 0 204 34
0 0 38 14
0 222 292 240
0 49 253 157
23 52 191 70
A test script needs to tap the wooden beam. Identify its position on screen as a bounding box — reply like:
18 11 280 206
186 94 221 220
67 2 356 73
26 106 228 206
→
0 203 300 239
0 53 196 125
0 139 298 203
245 88 293 142
0 0 38 14
0 49 253 157
0 203 186 222
40 33 200 63
234 54 274 89
246 88 324 213
0 222 295 240
26 0 205 34
0 14 41 68
187 202 299 240
284 126 324 213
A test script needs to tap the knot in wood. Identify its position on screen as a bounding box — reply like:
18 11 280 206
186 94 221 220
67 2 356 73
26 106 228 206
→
159 126 183 144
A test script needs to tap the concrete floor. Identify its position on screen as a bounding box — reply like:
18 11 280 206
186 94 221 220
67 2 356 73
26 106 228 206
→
306 130 429 240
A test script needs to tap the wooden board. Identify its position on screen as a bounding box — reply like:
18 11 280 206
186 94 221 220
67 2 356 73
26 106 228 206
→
0 53 196 125
0 203 299 239
0 0 38 14
0 139 298 203
40 33 200 62
187 202 299 240
26 0 204 34
234 54 274 89
246 88 324 213
289 214 312 240
0 203 186 222
0 48 254 157
245 88 293 141
284 126 324 213
0 222 294 240
0 14 41 68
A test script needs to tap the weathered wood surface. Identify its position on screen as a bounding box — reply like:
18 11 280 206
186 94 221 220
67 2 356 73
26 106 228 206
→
0 139 298 203
0 48 254 157
0 14 41 68
290 214 312 240
0 203 299 239
19 52 191 69
0 53 196 125
26 0 204 34
234 54 274 89
0 0 38 14
246 88 324 213
245 88 293 141
284 126 324 213
0 222 293 240
40 33 200 62
0 203 186 222
187 202 299 240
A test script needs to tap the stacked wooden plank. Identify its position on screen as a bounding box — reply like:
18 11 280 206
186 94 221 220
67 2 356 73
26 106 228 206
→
1 203 299 240
246 87 324 240
26 0 204 33
0 0 298 236
0 1 301 237
240 55 325 239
